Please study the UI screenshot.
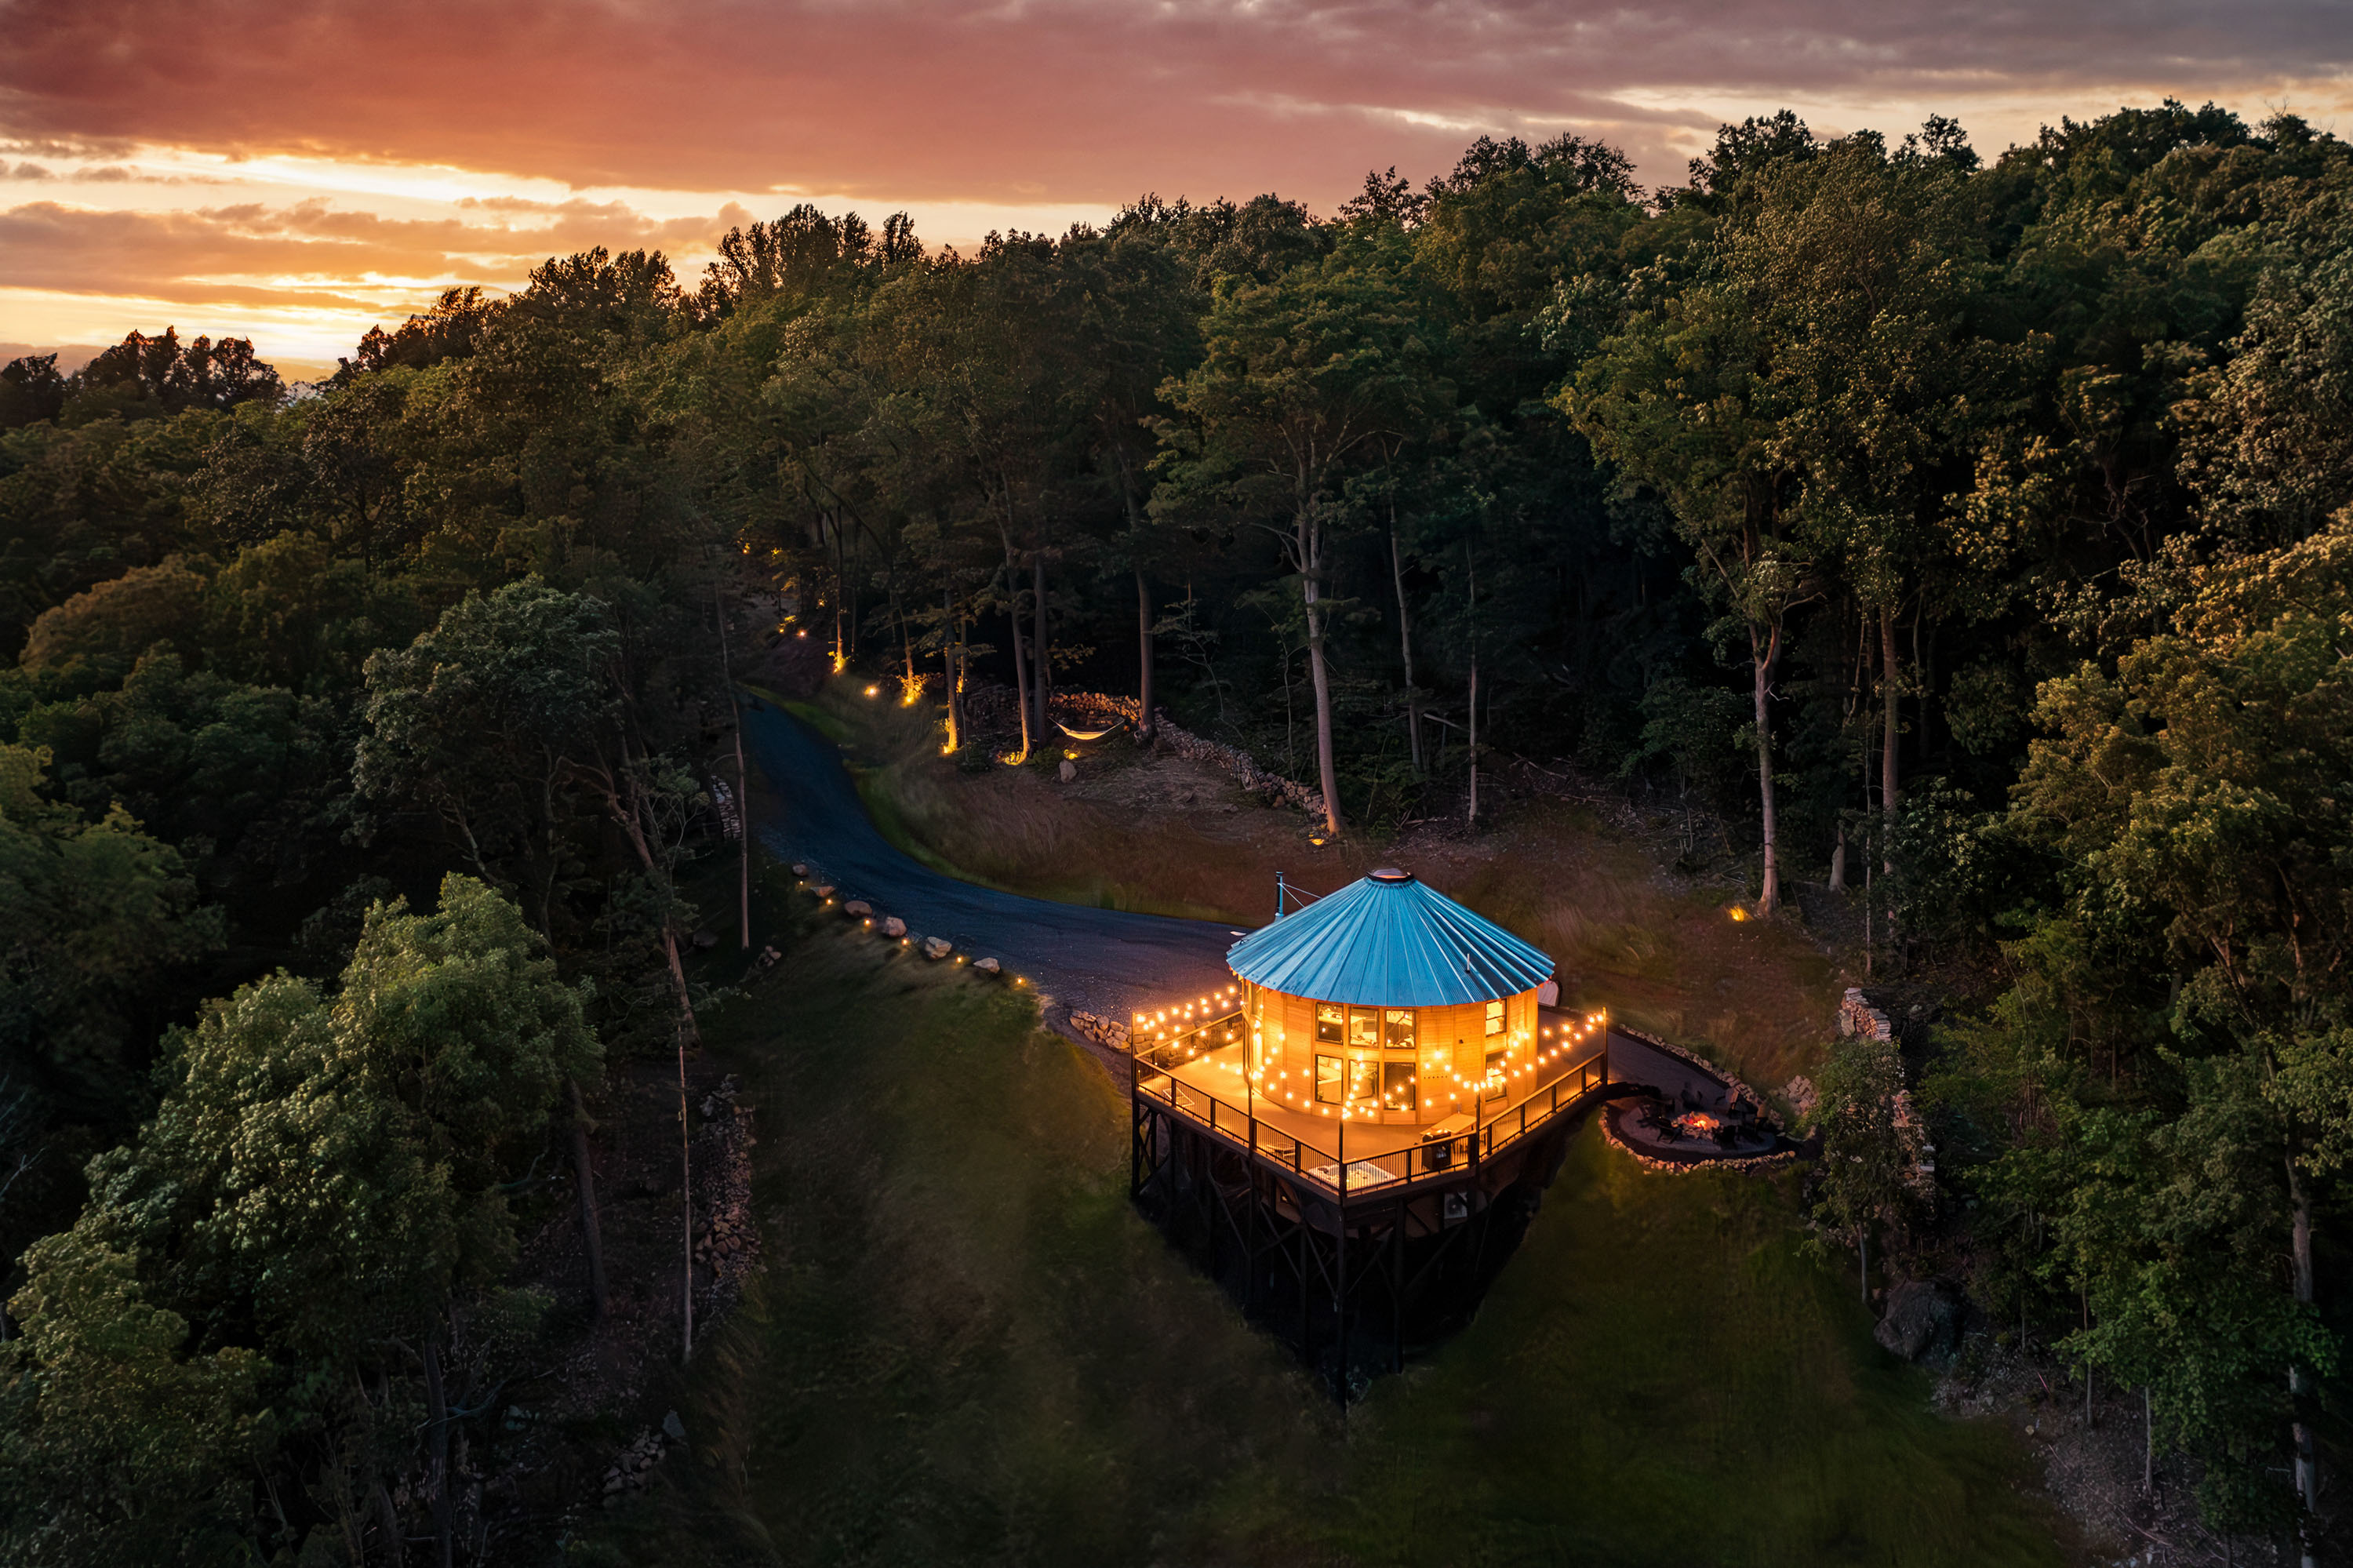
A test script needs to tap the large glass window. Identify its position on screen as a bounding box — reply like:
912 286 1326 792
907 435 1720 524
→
1349 1007 1382 1049
1315 1003 1345 1044
1384 1008 1416 1049
1347 1059 1380 1105
1485 999 1506 1037
1382 1060 1418 1115
1483 1048 1507 1101
1315 1054 1344 1103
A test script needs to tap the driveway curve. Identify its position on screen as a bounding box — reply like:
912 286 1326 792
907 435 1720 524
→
740 701 1737 1119
743 701 1242 1017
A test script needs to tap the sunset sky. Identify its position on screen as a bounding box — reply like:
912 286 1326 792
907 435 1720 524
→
4 0 2347 380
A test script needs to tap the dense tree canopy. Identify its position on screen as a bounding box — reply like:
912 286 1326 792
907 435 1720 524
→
1 96 2351 1557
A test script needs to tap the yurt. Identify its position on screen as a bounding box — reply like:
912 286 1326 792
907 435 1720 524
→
1226 868 1555 1127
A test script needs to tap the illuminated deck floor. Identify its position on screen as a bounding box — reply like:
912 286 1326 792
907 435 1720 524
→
1140 1031 1613 1180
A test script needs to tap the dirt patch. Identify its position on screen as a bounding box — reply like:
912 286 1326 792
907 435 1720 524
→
1937 1334 2285 1566
473 1039 757 1556
836 679 1849 1099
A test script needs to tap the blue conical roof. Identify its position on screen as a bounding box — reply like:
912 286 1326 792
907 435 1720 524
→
1225 869 1555 1006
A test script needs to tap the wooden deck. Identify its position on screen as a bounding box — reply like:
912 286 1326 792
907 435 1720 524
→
1132 1007 1614 1199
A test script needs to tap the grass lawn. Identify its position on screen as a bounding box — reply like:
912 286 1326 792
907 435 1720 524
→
584 912 2073 1568
800 677 1846 1097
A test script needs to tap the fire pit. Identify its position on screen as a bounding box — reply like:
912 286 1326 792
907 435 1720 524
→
1675 1111 1722 1137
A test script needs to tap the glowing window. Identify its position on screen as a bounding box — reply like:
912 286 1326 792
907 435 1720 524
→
1485 1000 1506 1036
1315 1054 1344 1103
1483 1048 1507 1101
1349 1008 1381 1049
1315 1004 1345 1044
1347 1060 1380 1104
1384 1008 1416 1049
1382 1060 1418 1115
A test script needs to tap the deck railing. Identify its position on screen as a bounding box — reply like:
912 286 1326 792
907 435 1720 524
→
1130 1010 1613 1199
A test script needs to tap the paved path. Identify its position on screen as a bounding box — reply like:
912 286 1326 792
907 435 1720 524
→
743 701 1240 1017
741 700 1726 1111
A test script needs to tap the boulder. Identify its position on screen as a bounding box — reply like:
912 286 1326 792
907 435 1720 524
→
922 936 952 960
1058 759 1077 783
692 928 719 949
791 863 809 877
811 884 835 900
843 899 873 918
973 957 1001 975
881 916 907 938
1875 1279 1963 1366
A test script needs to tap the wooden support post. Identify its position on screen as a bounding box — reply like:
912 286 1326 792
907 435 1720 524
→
1391 1204 1406 1373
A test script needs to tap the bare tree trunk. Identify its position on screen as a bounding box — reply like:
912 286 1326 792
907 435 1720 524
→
2289 1153 2320 1568
714 586 749 951
1752 621 1783 917
1880 604 1900 871
943 588 964 751
1467 546 1479 826
1390 511 1421 776
1467 655 1479 827
1830 821 1848 893
424 1328 454 1568
1136 569 1155 744
1032 547 1051 742
1299 514 1343 837
995 529 1033 762
678 1024 694 1363
568 1079 607 1319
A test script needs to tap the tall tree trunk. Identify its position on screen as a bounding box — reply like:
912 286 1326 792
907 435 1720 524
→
678 1020 694 1363
1467 655 1480 827
1880 604 1900 870
1752 620 1783 917
1299 513 1343 837
714 587 749 951
568 1079 607 1319
424 1327 454 1568
1032 546 1051 743
2289 1151 2319 1568
1830 822 1847 893
1136 569 1155 744
996 526 1034 762
1391 519 1421 775
1466 541 1479 827
943 588 964 751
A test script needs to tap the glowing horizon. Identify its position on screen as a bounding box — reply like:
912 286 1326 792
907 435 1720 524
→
3 0 2346 378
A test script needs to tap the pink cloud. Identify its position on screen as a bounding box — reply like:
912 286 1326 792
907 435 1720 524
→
7 1 2337 208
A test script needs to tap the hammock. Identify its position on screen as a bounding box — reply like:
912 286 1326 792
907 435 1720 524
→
1054 716 1128 742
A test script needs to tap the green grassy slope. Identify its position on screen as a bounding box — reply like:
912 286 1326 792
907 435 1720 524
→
582 915 2069 1568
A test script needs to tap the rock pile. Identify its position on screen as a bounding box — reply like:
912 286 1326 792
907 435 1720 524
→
1839 988 1894 1041
1875 1279 1963 1366
1067 1010 1133 1050
693 1075 759 1305
601 1424 674 1502
1145 708 1326 818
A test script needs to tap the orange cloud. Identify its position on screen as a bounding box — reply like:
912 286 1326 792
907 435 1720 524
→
4 1 2348 207
4 0 2344 373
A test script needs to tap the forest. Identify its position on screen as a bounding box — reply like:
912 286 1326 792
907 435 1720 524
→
1 97 2351 1561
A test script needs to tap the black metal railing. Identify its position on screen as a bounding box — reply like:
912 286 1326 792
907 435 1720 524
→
1130 1010 1613 1199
